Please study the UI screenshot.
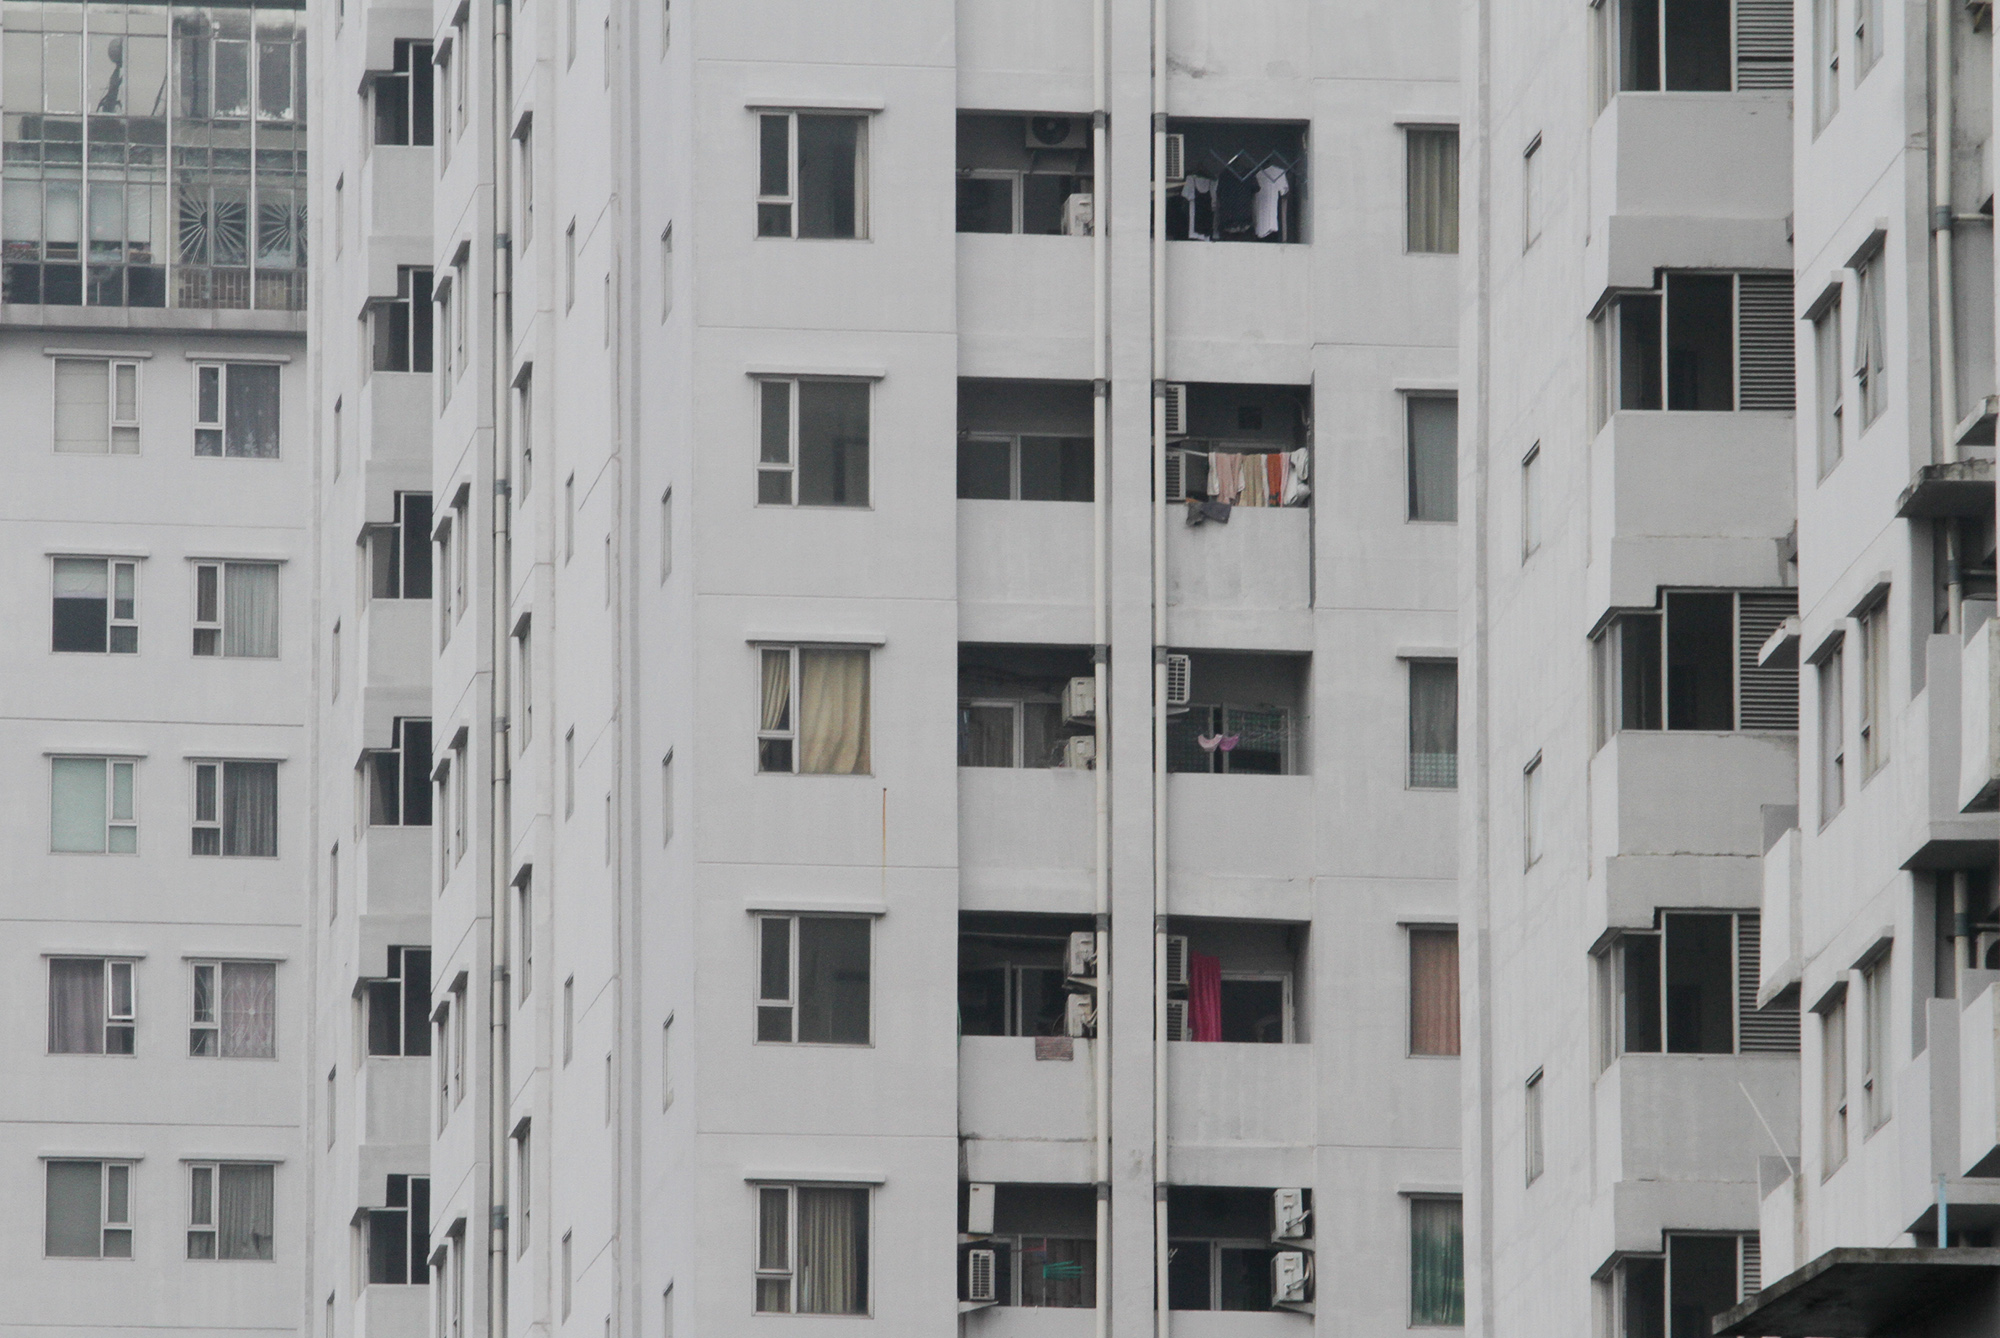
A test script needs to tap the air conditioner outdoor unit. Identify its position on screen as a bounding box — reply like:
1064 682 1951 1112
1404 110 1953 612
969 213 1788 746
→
967 1182 996 1236
1067 931 1097 980
1026 115 1088 151
1062 735 1097 769
1165 997 1189 1041
1164 654 1191 707
1165 934 1190 988
1165 448 1187 503
1163 132 1187 184
1162 382 1187 437
966 1247 998 1303
1273 1188 1312 1241
1271 1250 1313 1305
1064 992 1097 1038
1063 676 1096 725
1062 192 1094 237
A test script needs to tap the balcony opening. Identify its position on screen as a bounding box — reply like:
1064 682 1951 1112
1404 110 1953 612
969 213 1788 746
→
958 380 1093 502
1606 911 1798 1058
1167 382 1312 517
1165 917 1308 1043
956 113 1094 236
1931 514 1999 635
1591 590 1798 746
1164 119 1306 244
1167 1186 1299 1309
958 644 1096 769
1614 1233 1760 1338
1598 272 1794 412
959 1183 1097 1307
958 911 1094 1038
365 1173 431 1285
1606 0 1789 94
1166 651 1308 775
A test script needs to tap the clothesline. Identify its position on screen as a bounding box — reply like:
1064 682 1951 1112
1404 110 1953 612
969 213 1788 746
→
1194 146 1307 183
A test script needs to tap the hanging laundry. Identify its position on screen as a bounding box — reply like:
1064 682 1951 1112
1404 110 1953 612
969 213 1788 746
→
1181 175 1216 240
1253 165 1290 239
1283 448 1311 505
1184 499 1232 526
1265 452 1285 502
1216 172 1257 237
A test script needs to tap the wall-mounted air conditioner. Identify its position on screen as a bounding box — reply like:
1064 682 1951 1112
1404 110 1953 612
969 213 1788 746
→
1272 1250 1313 1305
1063 676 1096 724
967 1182 996 1235
1027 115 1088 151
1273 1188 1312 1241
1164 653 1190 707
1162 382 1187 437
1067 931 1097 981
1062 735 1097 769
1064 992 1097 1038
1163 132 1186 184
1165 934 1190 988
966 1247 997 1303
1165 449 1188 503
1165 997 1189 1041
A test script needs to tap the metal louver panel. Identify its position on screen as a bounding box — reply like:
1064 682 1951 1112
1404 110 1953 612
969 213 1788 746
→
1742 1235 1763 1297
1738 914 1801 1053
1736 0 1794 88
1738 275 1796 409
1738 591 1799 730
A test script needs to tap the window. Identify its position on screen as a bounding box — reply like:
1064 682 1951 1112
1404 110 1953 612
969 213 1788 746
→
513 1125 531 1256
190 961 277 1057
1604 272 1795 411
1855 0 1881 78
564 474 576 560
1818 645 1846 824
1408 660 1458 789
959 698 1068 769
1611 0 1751 92
757 112 867 239
367 1174 431 1284
450 256 468 383
436 276 455 392
1862 952 1891 1131
334 179 344 256
659 488 673 580
564 222 576 311
1406 394 1458 522
515 123 534 246
49 957 136 1054
754 1184 870 1314
758 379 871 507
1621 914 1749 1056
962 1234 1097 1308
52 757 137 854
661 1015 674 1108
450 736 467 866
191 561 279 658
436 43 454 168
515 623 534 745
1854 244 1886 425
333 398 343 477
1520 443 1541 558
563 975 575 1064
1522 754 1543 868
434 1000 451 1128
1409 928 1460 1056
1520 136 1541 250
365 947 433 1057
372 267 434 373
1409 1196 1464 1326
45 1160 132 1258
191 760 279 856
1525 1070 1545 1183
562 1230 574 1317
369 492 435 600
516 371 534 494
564 728 576 815
326 1067 336 1147
1617 1235 1757 1338
329 844 339 921
661 751 674 843
660 222 673 320
374 40 435 145
451 978 467 1103
193 363 280 458
1814 296 1844 476
186 1162 274 1260
1813 0 1840 127
1406 127 1458 254
331 621 341 698
955 112 1096 236
1858 597 1889 777
1591 591 1800 742
956 434 1092 502
52 557 138 653
566 0 577 63
436 516 456 640
516 874 534 1001
53 359 141 453
757 646 872 774
756 915 871 1045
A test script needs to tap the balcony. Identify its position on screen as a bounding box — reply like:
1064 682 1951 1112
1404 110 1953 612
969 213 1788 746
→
1168 506 1311 640
1169 1041 1315 1149
958 768 1096 910
957 502 1093 639
1166 775 1314 903
1961 620 2000 812
1164 243 1313 382
1592 730 1797 861
361 1055 428 1146
959 1036 1095 1181
353 1281 428 1338
1597 1054 1797 1189
958 233 1093 380
1589 411 1795 612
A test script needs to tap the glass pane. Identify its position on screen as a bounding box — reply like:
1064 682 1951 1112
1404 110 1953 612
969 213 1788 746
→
797 916 870 1045
759 381 790 463
189 1165 213 1225
957 437 1012 500
366 980 403 1055
760 650 792 732
957 966 1007 1037
1217 978 1285 1043
1618 614 1664 731
1665 274 1734 410
958 704 1015 768
54 359 109 453
1406 396 1458 522
1623 1256 1666 1338
46 1161 103 1257
1166 1238 1212 1310
1022 702 1065 768
756 1005 793 1042
796 115 859 239
1667 1235 1738 1338
109 961 134 1017
1409 929 1461 1056
1663 0 1732 90
757 1186 789 1269
106 1164 129 1223
759 917 791 1002
52 757 107 852
224 364 280 458
222 562 280 657
955 177 1012 234
1664 592 1734 730
49 958 106 1054
798 649 870 774
401 720 434 827
52 557 109 651
1618 294 1664 410
757 469 792 505
112 564 135 620
1409 1198 1464 1325
758 115 789 197
757 738 793 773
1623 935 1662 1053
1217 1245 1276 1310
1408 660 1459 788
796 381 869 507
756 203 792 237
217 1163 274 1259
102 1227 132 1258
194 763 218 823
756 1278 791 1313
192 964 217 1025
1663 914 1735 1054
221 761 279 857
794 1187 867 1313
114 363 137 418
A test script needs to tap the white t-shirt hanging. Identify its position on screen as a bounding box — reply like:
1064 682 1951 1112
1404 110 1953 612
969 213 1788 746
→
1253 166 1290 239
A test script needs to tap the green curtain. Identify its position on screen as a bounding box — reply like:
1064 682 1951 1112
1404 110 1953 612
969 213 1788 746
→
1411 1197 1464 1326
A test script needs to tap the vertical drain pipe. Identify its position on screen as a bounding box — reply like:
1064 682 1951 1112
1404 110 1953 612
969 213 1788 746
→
1933 0 1959 464
486 0 514 1331
1089 0 1111 1326
1149 0 1170 1326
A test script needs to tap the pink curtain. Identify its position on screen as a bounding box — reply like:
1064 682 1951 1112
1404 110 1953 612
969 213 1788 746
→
1188 952 1223 1042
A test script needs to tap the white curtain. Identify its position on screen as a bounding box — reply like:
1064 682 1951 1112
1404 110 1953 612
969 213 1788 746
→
1405 128 1458 255
49 958 104 1054
223 761 278 857
223 562 279 657
799 650 869 775
757 1186 791 1311
51 757 106 853
1408 661 1459 789
225 363 281 459
53 359 108 453
220 961 277 1058
1407 396 1459 523
796 1187 866 1314
218 1163 274 1260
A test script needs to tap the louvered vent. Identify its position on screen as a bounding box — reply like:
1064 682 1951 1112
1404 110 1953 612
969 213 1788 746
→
1738 914 1801 1053
1736 0 1794 88
1738 592 1799 730
1741 1234 1763 1297
1165 449 1187 502
1738 275 1796 409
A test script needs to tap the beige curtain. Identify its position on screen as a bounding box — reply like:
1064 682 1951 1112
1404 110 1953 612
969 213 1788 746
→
1405 128 1459 255
799 650 870 774
1409 929 1460 1056
761 650 792 732
796 1187 867 1314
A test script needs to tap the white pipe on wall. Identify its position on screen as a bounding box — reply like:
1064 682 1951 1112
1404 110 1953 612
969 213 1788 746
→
1090 0 1111 1329
1934 0 1959 463
1150 0 1170 1325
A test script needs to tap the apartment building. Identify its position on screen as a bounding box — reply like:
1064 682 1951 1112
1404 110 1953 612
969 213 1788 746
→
298 0 1467 1333
0 0 311 1331
1460 1 1806 1334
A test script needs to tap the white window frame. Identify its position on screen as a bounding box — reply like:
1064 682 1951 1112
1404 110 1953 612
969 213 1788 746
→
191 560 281 658
47 956 138 1054
756 377 873 509
756 643 874 775
52 358 142 455
52 556 140 654
184 1161 275 1260
1858 596 1890 778
753 1182 873 1315
754 913 873 1047
188 959 277 1058
1862 951 1892 1132
756 111 871 241
45 1159 134 1258
51 756 139 854
1218 968 1295 1043
192 362 280 460
190 759 280 858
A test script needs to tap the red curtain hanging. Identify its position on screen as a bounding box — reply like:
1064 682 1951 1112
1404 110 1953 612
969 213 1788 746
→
1188 952 1223 1042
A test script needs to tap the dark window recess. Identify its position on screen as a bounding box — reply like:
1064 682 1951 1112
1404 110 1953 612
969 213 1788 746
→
366 1173 431 1284
756 915 870 1045
957 644 1094 770
957 435 1093 502
1166 1188 1282 1310
1617 0 1791 92
367 717 433 826
365 946 432 1057
958 912 1094 1037
1934 515 1999 634
372 267 434 373
1598 591 1798 736
370 491 434 600
374 40 435 146
955 113 1095 236
1620 1235 1753 1338
1164 119 1307 244
1623 913 1797 1056
1613 273 1794 412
